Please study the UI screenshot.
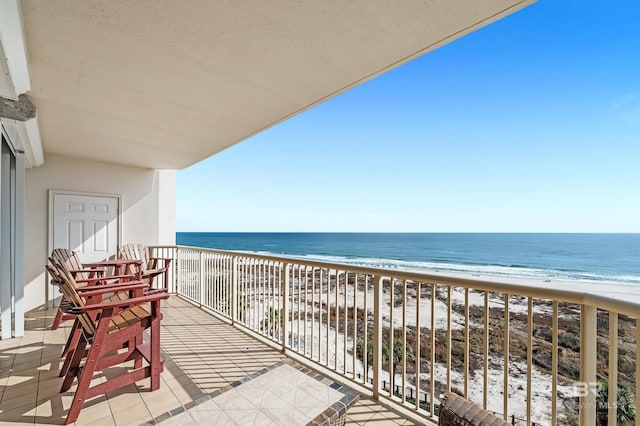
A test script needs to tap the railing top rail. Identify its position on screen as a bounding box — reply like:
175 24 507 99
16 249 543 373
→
151 245 640 317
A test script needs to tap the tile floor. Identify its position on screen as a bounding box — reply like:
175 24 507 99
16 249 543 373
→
160 363 357 425
0 296 417 425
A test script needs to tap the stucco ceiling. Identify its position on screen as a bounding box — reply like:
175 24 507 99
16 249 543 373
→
21 0 534 169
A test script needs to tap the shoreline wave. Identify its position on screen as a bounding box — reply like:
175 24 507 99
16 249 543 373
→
247 251 640 286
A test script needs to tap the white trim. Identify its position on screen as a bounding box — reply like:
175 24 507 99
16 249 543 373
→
0 118 44 168
1 139 11 338
21 118 43 167
0 0 31 98
0 121 17 154
0 41 16 99
13 152 24 337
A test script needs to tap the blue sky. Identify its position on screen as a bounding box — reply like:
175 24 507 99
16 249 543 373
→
177 1 640 232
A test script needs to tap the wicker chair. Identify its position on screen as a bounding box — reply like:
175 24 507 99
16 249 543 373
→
439 392 511 426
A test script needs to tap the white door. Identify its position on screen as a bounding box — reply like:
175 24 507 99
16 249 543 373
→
49 192 120 302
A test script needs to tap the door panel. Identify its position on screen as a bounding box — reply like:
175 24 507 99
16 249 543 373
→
52 193 119 262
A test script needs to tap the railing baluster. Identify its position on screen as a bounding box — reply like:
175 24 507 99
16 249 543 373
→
504 293 509 421
231 256 238 324
373 275 383 399
608 312 618 426
343 272 347 375
242 258 247 325
416 281 421 411
304 266 308 354
216 254 221 312
259 260 263 333
636 317 639 426
268 262 272 338
209 253 213 309
282 263 289 351
250 259 254 328
297 265 302 353
430 283 435 418
464 287 469 399
335 270 340 370
580 305 597 425
389 278 394 398
484 291 489 410
208 254 213 309
198 250 204 307
447 285 451 392
275 263 280 341
527 297 532 426
326 269 331 367
352 273 357 379
402 279 407 404
269 262 283 341
363 275 368 386
312 267 316 360
257 260 260 331
319 268 324 365
552 300 557 425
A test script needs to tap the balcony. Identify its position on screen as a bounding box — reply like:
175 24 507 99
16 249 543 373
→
0 295 406 425
1 245 638 425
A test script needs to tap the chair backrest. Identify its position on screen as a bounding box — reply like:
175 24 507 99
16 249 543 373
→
47 259 97 337
119 243 149 270
51 248 87 279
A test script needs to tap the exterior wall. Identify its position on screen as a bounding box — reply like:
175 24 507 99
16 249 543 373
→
24 154 176 311
156 169 176 245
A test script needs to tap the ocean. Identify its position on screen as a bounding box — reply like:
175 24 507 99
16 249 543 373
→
176 233 640 285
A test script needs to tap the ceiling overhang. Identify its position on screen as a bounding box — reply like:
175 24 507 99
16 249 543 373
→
20 0 535 170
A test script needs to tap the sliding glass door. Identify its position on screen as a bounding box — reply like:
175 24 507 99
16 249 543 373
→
0 131 25 339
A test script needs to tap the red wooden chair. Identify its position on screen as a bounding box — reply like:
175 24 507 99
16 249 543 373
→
49 249 143 330
119 243 172 289
50 249 106 330
46 263 168 424
48 257 150 376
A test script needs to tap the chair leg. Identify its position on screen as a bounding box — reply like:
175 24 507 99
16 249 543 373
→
150 311 161 391
133 335 142 369
60 320 82 377
61 319 80 357
51 296 67 330
59 339 83 378
60 338 87 392
64 340 102 425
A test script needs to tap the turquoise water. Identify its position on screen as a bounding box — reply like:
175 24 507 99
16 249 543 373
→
176 233 640 285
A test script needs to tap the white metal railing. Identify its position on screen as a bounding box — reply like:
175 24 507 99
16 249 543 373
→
150 245 640 426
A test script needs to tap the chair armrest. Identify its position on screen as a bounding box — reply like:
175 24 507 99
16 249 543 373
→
70 292 169 313
76 281 149 296
68 268 106 280
146 258 171 290
148 257 171 271
80 262 113 269
74 274 136 284
69 268 107 274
